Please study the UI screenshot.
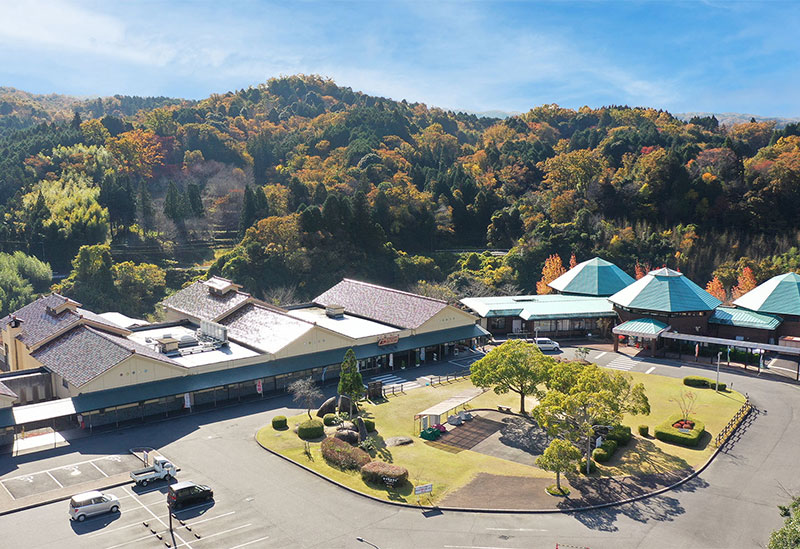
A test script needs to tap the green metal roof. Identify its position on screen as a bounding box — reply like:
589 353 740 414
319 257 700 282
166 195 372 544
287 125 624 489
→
608 267 722 313
461 295 616 321
733 272 800 316
612 318 670 337
709 306 782 331
548 257 635 297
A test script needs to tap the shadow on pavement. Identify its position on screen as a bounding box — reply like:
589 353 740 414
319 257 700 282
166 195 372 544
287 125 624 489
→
69 509 122 534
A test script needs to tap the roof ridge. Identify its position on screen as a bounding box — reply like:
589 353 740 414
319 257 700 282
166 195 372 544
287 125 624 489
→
341 278 448 305
245 301 317 326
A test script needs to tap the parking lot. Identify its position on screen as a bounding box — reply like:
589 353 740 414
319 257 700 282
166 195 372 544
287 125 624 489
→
73 482 273 549
1 454 143 500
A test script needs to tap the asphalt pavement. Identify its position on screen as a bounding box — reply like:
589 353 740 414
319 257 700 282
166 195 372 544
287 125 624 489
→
0 347 797 548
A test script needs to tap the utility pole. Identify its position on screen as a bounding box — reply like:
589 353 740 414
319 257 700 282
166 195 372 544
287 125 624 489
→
716 352 722 392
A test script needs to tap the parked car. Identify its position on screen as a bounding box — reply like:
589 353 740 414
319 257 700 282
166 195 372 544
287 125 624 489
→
533 337 560 351
167 481 213 508
130 456 177 486
69 490 120 522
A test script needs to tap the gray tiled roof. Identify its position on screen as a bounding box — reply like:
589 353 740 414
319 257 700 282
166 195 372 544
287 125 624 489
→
32 326 179 387
220 303 315 354
77 308 129 333
0 294 82 347
0 381 17 399
161 280 251 321
314 279 448 329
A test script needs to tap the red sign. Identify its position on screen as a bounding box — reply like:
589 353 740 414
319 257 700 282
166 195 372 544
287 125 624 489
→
256 380 263 394
378 334 399 346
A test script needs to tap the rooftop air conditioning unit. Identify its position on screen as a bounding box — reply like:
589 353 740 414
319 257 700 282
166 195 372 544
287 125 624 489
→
200 319 228 342
326 305 345 319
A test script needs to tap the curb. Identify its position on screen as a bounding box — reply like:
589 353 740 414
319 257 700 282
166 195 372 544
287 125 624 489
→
0 478 133 518
254 416 746 514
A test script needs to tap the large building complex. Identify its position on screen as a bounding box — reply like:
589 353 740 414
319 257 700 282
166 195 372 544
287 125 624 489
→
0 278 488 445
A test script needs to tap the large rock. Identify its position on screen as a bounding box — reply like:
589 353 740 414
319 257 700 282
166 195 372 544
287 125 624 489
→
337 395 353 414
316 396 337 418
356 417 368 442
334 429 359 444
338 421 356 431
385 436 413 447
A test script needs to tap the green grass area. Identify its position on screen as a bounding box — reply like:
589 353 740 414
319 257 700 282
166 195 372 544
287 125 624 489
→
255 371 746 504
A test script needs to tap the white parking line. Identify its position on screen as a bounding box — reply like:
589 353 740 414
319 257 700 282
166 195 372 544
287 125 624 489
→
90 460 110 477
646 366 656 374
45 470 63 488
227 537 270 549
175 524 251 547
123 486 192 549
1 454 130 482
485 527 548 532
595 352 607 359
0 479 15 499
90 510 235 538
103 532 154 549
445 546 527 549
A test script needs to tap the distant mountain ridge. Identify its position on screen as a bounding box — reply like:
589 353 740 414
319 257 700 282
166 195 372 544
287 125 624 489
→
675 111 800 129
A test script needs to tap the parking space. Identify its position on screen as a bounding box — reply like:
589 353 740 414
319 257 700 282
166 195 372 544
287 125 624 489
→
0 454 143 500
76 484 272 549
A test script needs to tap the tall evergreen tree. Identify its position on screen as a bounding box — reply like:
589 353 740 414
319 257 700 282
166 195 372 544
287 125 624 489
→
238 185 257 238
164 182 185 222
138 180 154 229
185 183 204 217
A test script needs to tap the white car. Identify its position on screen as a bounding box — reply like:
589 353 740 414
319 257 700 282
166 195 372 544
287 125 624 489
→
69 490 120 522
533 337 560 351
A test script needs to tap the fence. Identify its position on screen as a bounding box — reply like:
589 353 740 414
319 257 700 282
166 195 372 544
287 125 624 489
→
713 395 752 448
381 370 471 398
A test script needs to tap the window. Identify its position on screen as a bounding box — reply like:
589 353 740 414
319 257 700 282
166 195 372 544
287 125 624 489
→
62 378 69 389
489 318 506 330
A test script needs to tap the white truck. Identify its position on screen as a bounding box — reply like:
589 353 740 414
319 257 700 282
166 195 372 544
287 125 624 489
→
130 456 177 486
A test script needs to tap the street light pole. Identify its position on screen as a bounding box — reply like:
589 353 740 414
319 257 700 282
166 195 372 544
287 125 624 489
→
716 351 722 392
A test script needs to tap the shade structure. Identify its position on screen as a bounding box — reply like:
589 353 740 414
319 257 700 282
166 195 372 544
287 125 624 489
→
608 267 721 313
733 272 800 316
548 257 635 297
612 318 670 338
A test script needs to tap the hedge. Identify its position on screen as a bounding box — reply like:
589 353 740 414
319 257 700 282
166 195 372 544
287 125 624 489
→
683 375 726 391
578 458 596 475
654 414 706 447
592 447 610 462
321 436 371 470
607 425 632 445
360 461 408 486
297 419 325 440
363 418 376 432
323 413 339 426
272 415 287 430
638 424 649 437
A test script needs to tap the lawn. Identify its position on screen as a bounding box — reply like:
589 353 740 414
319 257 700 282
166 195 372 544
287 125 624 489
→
255 371 745 504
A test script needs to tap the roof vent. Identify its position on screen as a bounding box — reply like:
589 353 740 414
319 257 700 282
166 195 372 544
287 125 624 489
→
204 276 239 296
8 315 23 329
326 305 345 319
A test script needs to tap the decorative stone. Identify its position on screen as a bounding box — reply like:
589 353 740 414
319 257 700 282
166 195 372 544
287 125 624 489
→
385 436 413 447
316 396 338 417
356 417 368 442
338 421 355 431
334 429 359 444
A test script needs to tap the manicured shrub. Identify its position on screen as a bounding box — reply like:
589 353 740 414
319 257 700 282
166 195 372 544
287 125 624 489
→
683 376 726 391
592 447 610 462
297 419 324 440
578 458 596 475
607 425 632 446
360 461 409 486
654 414 706 447
638 424 649 437
323 413 339 426
272 415 287 430
601 439 618 455
321 436 371 470
363 418 376 432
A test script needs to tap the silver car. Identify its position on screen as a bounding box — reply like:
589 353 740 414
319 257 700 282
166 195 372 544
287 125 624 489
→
69 490 120 522
534 337 560 351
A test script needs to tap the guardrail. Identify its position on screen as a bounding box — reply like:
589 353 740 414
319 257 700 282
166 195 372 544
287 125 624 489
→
713 395 752 448
381 370 471 398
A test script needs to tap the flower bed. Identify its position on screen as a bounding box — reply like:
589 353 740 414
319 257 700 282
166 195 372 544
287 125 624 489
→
655 414 706 447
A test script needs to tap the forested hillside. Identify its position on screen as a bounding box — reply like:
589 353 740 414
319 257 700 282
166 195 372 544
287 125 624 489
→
2 75 800 316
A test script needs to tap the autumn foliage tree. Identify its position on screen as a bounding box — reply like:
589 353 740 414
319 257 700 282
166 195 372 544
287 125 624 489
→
732 266 758 299
705 276 726 302
569 253 578 269
537 254 566 295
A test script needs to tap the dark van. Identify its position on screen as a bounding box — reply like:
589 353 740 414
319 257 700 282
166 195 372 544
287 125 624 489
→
167 481 213 508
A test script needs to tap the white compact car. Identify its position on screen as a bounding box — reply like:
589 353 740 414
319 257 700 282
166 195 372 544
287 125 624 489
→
69 490 120 522
533 337 560 351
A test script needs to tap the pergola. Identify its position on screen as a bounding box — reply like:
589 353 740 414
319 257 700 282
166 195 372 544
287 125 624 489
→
414 387 483 432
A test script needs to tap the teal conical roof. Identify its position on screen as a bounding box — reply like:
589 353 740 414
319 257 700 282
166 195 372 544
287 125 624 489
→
608 267 721 313
548 257 635 297
733 272 800 316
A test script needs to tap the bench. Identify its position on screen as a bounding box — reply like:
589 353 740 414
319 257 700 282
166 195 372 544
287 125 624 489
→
498 406 512 413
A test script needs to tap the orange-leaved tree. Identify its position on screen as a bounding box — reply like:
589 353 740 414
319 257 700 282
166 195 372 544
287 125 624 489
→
705 276 726 302
732 267 758 299
537 254 566 295
569 253 578 269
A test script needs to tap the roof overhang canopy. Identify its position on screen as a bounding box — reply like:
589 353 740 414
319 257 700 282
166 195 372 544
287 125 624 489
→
613 318 670 338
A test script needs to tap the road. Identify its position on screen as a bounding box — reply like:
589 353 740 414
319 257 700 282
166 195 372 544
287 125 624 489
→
0 347 797 548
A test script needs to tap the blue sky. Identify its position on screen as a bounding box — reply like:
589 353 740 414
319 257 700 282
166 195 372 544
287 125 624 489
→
2 0 800 117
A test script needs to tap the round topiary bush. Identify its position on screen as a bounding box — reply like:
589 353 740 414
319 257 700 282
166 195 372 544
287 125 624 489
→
578 457 597 475
638 424 649 437
272 415 287 430
321 436 371 470
363 418 376 432
592 447 610 462
360 461 409 487
323 413 339 426
297 419 324 440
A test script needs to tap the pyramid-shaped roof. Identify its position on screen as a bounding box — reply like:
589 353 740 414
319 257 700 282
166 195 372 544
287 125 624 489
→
608 267 721 313
733 272 800 316
548 257 635 297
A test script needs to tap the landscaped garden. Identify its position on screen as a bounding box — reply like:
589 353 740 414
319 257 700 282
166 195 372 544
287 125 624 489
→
255 343 747 508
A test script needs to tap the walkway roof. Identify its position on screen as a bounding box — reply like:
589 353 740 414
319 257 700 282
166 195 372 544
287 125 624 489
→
548 257 635 297
733 272 800 317
709 306 782 331
612 318 670 338
460 295 616 321
609 267 721 313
